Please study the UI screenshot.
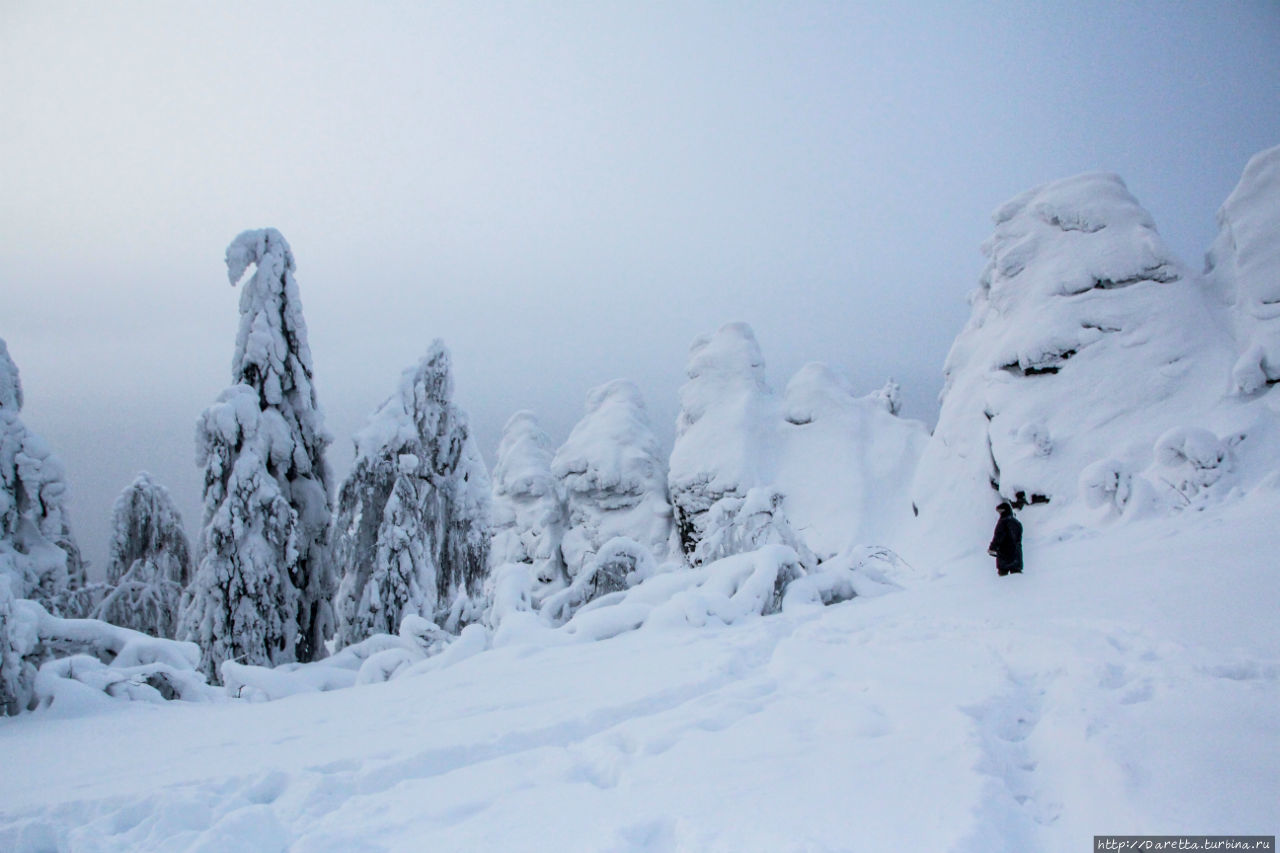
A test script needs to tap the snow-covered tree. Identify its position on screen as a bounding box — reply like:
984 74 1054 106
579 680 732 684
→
332 342 492 648
94 473 192 638
552 380 676 579
691 487 815 570
490 411 567 585
0 338 84 616
1206 144 1280 395
668 323 780 557
912 172 1234 543
179 229 335 681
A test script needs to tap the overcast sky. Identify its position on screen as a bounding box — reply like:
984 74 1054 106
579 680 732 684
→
3 1 1278 574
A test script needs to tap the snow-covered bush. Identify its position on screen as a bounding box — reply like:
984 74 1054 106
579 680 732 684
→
541 536 658 624
781 544 917 610
222 612 469 701
552 380 676 580
490 411 567 589
0 596 217 714
1205 145 1280 395
95 473 191 638
691 487 815 570
1151 427 1238 506
332 343 492 649
669 323 780 557
0 339 85 616
180 229 335 681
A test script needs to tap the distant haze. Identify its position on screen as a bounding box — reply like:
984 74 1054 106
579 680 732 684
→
3 2 1278 576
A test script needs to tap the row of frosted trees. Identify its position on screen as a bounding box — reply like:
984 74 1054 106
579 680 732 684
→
0 230 494 702
3 225 919 704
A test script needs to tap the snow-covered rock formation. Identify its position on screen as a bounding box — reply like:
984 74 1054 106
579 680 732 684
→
1206 144 1280 395
180 229 335 680
552 380 676 579
776 364 927 560
668 324 779 556
95 473 192 639
912 173 1237 546
0 339 84 617
332 342 492 648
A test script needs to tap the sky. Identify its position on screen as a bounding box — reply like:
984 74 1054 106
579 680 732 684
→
2 1 1278 575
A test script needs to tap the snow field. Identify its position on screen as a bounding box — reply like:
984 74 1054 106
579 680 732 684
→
2 494 1276 852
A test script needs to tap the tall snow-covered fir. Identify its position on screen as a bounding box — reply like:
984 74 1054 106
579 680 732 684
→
0 338 84 616
551 380 677 578
95 473 192 639
179 229 335 681
332 342 492 648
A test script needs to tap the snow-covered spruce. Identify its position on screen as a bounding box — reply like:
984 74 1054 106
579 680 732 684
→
179 229 335 681
668 323 779 557
1206 144 1280 395
552 380 676 583
912 172 1235 546
0 338 85 617
490 411 567 586
332 343 492 649
775 363 927 560
94 473 192 639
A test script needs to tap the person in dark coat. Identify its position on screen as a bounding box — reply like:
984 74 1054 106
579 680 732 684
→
988 502 1023 576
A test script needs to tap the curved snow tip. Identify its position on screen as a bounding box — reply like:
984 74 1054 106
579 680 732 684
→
225 228 294 287
0 337 22 412
584 378 646 414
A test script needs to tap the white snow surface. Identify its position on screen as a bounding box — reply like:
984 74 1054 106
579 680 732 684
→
2 493 1277 851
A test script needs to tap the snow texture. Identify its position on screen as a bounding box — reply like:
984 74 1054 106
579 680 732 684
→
180 229 335 681
1205 144 1280 394
0 339 84 618
332 342 492 649
95 473 192 639
552 380 676 582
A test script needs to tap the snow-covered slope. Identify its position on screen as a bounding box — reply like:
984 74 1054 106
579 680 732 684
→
1 495 1276 851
